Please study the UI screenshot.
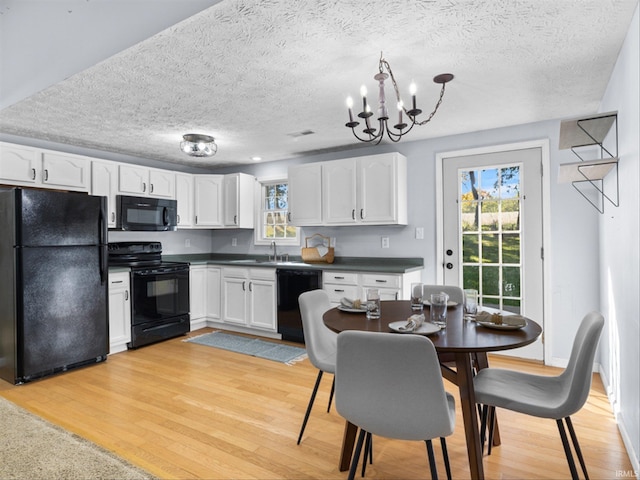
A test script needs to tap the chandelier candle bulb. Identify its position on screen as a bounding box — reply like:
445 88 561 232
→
346 97 355 122
397 101 403 125
360 85 368 114
409 82 417 112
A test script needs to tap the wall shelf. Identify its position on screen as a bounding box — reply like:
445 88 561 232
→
558 111 619 213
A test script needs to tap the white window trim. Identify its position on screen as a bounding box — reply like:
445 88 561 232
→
253 175 301 246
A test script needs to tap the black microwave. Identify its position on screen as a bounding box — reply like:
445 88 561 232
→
115 195 177 231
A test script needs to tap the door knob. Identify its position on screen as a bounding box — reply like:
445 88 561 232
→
446 249 453 256
446 263 454 269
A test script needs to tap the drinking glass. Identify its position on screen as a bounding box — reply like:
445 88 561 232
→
463 288 478 320
430 292 449 327
410 283 425 311
366 288 381 319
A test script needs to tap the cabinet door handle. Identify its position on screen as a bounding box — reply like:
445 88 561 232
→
111 212 115 222
335 276 345 280
195 215 198 224
287 212 291 222
44 169 49 182
177 214 181 224
125 290 129 301
360 208 364 219
234 215 237 225
150 183 154 193
375 279 387 283
334 288 345 293
143 182 146 192
111 280 123 284
352 209 356 220
242 281 246 291
31 168 36 180
249 281 253 292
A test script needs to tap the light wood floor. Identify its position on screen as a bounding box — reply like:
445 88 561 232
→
0 328 632 479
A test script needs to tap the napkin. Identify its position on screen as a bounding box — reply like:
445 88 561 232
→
340 297 364 309
398 314 425 331
476 311 526 327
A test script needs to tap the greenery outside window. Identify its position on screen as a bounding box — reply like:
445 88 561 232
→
254 178 299 246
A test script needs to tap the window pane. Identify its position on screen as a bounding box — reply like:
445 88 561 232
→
461 201 479 231
482 266 500 295
502 233 520 263
462 234 479 263
463 265 479 291
502 266 520 297
482 234 499 263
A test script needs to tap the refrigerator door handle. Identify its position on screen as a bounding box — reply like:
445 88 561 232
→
99 202 107 285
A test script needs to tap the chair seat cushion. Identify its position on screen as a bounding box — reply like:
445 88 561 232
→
473 368 571 419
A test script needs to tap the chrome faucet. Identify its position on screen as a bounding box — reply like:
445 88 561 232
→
269 241 277 262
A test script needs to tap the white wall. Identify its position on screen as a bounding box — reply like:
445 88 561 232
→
597 4 640 472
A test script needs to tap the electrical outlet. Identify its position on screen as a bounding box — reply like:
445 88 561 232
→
415 227 424 239
381 236 390 248
185 238 191 248
231 238 237 247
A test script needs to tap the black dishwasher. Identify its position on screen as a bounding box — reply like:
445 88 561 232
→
277 268 322 343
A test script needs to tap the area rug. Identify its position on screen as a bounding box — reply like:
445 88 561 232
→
186 331 307 365
0 396 155 480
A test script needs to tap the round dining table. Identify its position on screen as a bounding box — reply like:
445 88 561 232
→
323 300 542 480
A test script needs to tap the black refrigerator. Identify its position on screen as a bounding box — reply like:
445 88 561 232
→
0 188 109 384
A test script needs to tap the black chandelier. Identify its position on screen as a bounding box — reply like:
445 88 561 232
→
345 53 453 144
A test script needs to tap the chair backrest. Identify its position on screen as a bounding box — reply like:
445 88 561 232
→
298 289 336 373
335 331 455 441
423 285 464 304
557 311 605 417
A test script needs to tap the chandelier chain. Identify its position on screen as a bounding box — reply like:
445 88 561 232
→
381 55 447 126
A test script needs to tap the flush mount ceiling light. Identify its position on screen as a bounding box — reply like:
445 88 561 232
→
345 52 453 144
180 134 217 157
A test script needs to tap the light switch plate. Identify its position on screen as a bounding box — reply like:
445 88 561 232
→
231 238 237 247
415 227 424 239
381 236 390 248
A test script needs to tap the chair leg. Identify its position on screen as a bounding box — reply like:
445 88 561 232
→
487 406 496 456
557 418 580 480
348 429 367 480
480 405 488 453
297 370 323 445
425 440 439 480
327 376 335 413
565 416 590 480
440 437 452 480
361 432 372 477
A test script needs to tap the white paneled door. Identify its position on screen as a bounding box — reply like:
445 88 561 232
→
441 146 544 360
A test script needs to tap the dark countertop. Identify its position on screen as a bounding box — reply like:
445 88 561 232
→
162 253 423 274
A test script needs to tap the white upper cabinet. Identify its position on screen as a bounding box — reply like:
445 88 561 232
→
0 143 40 185
323 158 359 224
194 175 223 227
223 173 255 228
357 153 407 225
288 163 323 226
117 164 175 198
175 172 194 228
290 152 407 226
118 164 148 195
0 143 89 192
91 160 118 227
148 168 175 198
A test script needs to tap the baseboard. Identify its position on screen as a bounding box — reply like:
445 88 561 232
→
599 364 640 476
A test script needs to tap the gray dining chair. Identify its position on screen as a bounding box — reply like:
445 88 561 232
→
473 311 604 480
297 289 336 445
422 285 464 304
336 330 456 480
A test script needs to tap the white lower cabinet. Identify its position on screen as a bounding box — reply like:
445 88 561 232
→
108 271 131 354
323 270 422 306
190 265 221 330
222 267 276 332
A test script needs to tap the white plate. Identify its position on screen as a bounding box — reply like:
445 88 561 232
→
338 305 367 313
423 300 458 307
476 320 526 330
388 321 441 335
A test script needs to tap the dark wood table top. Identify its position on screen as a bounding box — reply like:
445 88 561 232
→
323 300 542 353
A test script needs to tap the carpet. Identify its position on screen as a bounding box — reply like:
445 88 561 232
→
0 396 155 480
186 331 307 365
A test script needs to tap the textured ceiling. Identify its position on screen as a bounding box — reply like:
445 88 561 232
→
0 0 637 169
